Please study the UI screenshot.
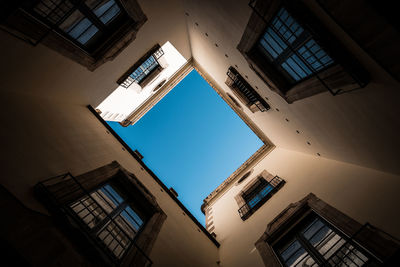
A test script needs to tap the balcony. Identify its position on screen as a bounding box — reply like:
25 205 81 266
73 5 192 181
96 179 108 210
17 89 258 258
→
226 67 270 112
238 176 284 220
35 173 153 267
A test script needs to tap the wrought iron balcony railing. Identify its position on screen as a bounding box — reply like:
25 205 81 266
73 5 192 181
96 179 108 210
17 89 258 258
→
121 47 164 89
35 173 153 267
227 67 270 112
238 176 284 220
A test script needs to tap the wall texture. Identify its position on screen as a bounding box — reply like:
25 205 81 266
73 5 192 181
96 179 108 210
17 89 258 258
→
209 148 400 267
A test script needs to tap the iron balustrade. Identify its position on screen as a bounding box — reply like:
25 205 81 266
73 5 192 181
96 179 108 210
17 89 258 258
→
276 216 399 267
248 0 367 96
227 66 270 112
121 47 164 89
238 176 284 220
36 173 153 266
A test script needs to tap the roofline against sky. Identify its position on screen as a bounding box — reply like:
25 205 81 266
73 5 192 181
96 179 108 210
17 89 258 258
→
115 56 276 213
122 58 194 126
191 60 275 212
87 104 221 248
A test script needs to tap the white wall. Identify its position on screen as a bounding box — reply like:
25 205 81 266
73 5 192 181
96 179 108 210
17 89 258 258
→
209 148 400 267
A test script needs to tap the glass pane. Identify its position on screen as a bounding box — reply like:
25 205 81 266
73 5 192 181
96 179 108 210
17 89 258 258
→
59 10 99 45
70 195 107 228
261 28 287 58
281 54 312 81
129 55 159 83
122 206 144 230
101 184 124 206
298 39 334 72
86 0 121 24
97 220 131 258
280 240 314 267
272 8 304 44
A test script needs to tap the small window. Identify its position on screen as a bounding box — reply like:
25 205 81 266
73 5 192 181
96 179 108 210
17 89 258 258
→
70 182 145 259
118 45 165 88
236 173 284 220
258 7 334 84
275 213 371 266
226 67 270 113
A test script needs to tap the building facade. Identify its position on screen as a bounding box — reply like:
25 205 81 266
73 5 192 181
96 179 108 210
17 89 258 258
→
0 0 399 266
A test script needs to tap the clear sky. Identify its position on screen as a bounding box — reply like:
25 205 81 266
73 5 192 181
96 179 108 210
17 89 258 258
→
108 70 263 225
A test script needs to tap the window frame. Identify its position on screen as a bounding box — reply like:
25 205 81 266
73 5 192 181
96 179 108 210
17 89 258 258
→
235 170 285 221
255 193 400 267
238 0 369 103
273 212 373 266
0 0 147 71
34 161 166 266
256 7 335 87
69 181 148 260
29 0 128 52
117 44 165 89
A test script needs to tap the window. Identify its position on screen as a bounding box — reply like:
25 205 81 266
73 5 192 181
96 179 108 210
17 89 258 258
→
226 66 270 113
243 178 274 209
118 44 165 88
235 171 284 220
258 7 334 84
255 193 399 267
34 161 166 266
0 0 147 70
70 182 145 259
32 0 123 50
275 213 370 266
238 0 369 103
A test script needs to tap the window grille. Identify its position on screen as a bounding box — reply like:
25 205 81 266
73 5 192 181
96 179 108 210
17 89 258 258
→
258 7 334 84
246 1 368 97
32 0 122 47
238 176 284 220
226 67 270 112
274 214 379 267
36 173 153 266
120 46 164 88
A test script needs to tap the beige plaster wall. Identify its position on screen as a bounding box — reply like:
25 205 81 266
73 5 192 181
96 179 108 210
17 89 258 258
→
208 147 400 267
183 0 400 175
0 0 219 265
0 89 219 266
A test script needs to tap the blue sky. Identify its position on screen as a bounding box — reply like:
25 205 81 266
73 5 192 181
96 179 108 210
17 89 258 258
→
108 70 263 225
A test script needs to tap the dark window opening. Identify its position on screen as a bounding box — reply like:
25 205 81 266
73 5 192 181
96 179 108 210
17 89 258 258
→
226 66 270 112
274 213 374 267
30 0 126 52
258 7 334 86
118 45 165 88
